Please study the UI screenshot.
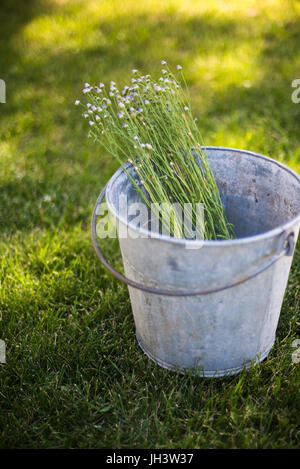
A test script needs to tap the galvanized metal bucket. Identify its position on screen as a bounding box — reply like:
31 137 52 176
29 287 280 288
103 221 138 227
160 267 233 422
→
92 147 300 377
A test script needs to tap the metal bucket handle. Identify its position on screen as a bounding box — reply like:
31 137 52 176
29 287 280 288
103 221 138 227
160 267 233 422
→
91 185 295 297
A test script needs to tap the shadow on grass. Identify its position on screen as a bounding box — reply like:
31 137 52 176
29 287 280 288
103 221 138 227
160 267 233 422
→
0 0 56 69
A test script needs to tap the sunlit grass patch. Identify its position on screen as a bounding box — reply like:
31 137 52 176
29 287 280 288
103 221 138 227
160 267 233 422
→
0 0 299 449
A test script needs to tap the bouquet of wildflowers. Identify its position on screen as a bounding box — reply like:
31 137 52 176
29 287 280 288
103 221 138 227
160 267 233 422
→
76 62 234 240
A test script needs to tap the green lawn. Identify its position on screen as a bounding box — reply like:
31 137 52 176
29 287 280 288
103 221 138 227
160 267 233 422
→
0 0 299 449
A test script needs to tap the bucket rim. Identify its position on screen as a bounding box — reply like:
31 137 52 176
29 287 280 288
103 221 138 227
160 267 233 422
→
105 146 300 248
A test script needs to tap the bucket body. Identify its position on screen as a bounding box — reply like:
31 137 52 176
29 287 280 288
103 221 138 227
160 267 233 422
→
104 148 300 377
